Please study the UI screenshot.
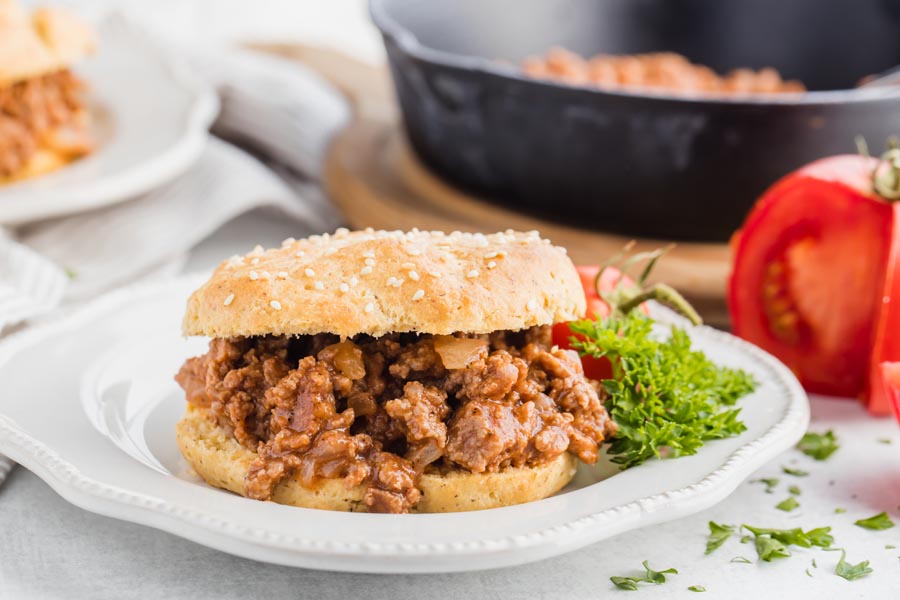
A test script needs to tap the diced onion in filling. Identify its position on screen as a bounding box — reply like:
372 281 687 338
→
433 336 487 369
331 340 366 379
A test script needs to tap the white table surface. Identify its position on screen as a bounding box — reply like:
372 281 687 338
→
2 210 900 599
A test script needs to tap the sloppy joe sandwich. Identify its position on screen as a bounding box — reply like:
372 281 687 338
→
175 228 617 513
0 0 95 183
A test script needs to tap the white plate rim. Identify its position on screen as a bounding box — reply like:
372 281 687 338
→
0 276 810 572
0 16 220 225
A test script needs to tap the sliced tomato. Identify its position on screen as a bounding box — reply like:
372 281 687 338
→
552 266 643 380
867 203 900 414
878 362 900 420
729 155 893 399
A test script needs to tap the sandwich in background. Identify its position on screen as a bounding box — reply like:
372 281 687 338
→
0 0 95 183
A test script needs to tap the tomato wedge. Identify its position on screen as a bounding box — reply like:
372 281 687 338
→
553 264 661 380
729 155 893 400
558 256 700 381
867 202 900 413
552 266 633 380
878 362 900 420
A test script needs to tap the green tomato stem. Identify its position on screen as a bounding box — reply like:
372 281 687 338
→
858 136 900 202
618 283 703 326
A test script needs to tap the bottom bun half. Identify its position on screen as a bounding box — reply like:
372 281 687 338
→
176 407 578 513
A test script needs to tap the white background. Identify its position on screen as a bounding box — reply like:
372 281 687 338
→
39 0 386 64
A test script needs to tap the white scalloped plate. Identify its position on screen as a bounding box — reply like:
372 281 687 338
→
0 17 219 226
0 276 809 573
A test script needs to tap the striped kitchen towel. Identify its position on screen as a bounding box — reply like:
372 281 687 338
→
0 231 67 333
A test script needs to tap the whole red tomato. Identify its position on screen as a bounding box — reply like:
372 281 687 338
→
729 152 900 415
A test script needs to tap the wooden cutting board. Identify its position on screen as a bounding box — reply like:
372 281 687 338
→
259 44 733 326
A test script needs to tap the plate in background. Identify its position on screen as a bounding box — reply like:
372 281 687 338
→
0 17 219 225
0 276 809 573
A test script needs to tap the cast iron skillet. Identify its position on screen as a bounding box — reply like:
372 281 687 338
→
370 0 900 241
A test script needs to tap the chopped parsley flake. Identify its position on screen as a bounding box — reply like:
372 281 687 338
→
755 535 790 561
855 512 895 531
782 466 809 477
642 562 678 584
742 525 833 562
752 478 779 494
610 561 678 590
797 430 839 460
776 497 800 512
825 548 873 581
806 528 835 548
705 522 734 555
610 577 638 591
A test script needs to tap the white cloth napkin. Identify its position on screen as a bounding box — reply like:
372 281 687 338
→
0 45 352 485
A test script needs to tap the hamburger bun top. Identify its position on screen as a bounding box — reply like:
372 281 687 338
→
183 228 586 338
0 0 95 87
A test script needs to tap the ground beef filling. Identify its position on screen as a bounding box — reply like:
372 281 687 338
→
175 327 617 513
0 69 90 178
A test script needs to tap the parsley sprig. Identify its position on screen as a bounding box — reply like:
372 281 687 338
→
570 311 756 468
